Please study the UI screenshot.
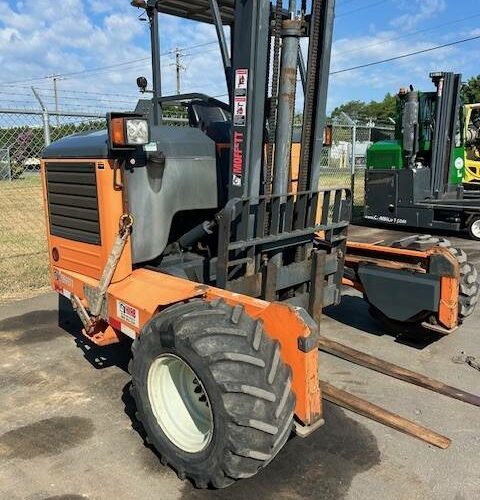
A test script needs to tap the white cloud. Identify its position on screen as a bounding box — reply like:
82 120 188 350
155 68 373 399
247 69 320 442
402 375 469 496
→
0 0 476 118
88 0 125 14
0 1 228 113
392 0 446 31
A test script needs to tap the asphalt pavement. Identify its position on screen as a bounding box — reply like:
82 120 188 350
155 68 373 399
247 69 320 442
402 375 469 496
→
0 225 479 500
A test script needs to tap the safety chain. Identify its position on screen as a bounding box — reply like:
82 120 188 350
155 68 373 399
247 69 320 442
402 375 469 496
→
89 213 134 318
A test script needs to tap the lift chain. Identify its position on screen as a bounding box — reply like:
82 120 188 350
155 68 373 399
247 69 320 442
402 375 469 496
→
298 0 322 191
265 0 283 198
89 214 134 317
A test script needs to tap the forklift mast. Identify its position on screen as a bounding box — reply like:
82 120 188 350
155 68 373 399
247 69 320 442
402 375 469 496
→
136 0 349 318
142 0 335 201
393 72 464 195
429 72 463 196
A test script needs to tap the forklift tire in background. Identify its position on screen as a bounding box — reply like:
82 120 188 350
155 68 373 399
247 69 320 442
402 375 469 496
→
448 246 479 321
396 236 478 323
467 216 480 241
129 299 295 489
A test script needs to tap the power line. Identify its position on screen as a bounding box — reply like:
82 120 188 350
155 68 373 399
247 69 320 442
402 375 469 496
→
330 34 480 75
59 41 219 80
335 12 480 56
0 41 219 86
0 59 146 86
337 0 389 17
0 0 395 87
57 41 218 80
3 84 140 98
0 89 137 105
1 4 477 94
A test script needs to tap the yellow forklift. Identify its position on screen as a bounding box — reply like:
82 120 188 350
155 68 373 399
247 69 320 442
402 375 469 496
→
464 102 480 189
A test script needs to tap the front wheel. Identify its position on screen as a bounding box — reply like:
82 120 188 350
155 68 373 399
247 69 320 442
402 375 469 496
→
129 299 295 488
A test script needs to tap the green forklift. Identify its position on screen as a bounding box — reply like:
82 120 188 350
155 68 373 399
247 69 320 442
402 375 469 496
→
364 72 480 240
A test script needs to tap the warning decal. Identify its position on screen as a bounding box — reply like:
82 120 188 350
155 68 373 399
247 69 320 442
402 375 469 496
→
234 96 247 127
116 300 140 327
235 69 248 94
53 268 73 288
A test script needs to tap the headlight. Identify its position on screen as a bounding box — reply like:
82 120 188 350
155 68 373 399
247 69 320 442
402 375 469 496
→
126 119 149 145
109 115 150 148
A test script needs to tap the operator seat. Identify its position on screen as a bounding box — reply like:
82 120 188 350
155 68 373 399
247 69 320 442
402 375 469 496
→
187 100 231 142
187 100 232 205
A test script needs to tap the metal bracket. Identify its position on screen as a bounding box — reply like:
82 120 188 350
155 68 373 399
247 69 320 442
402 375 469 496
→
298 329 320 353
293 417 325 438
295 306 320 353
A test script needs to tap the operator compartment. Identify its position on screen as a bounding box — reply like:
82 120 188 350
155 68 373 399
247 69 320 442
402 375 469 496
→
126 125 219 264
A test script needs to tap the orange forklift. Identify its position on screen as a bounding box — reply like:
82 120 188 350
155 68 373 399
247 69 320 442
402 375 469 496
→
41 0 478 488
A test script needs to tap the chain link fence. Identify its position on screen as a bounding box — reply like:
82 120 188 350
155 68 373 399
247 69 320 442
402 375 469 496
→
0 107 393 302
315 114 394 217
0 110 106 301
0 108 188 302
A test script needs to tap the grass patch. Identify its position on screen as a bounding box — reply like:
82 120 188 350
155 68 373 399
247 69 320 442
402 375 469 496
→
0 175 49 302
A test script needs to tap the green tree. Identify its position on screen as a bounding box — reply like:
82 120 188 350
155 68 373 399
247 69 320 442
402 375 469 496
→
331 93 397 121
331 100 367 120
461 75 480 104
365 93 396 121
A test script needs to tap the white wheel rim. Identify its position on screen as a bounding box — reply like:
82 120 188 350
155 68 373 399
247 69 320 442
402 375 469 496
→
147 354 213 453
471 220 480 239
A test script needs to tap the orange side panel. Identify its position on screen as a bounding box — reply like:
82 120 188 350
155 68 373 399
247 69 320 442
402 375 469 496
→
346 241 430 260
41 159 132 286
205 288 322 424
107 269 206 330
439 276 459 330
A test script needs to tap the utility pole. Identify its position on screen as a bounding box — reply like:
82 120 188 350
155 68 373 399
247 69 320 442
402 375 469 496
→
174 47 185 94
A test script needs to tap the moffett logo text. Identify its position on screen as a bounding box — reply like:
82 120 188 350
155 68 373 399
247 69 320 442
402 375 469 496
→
233 131 244 185
116 300 140 327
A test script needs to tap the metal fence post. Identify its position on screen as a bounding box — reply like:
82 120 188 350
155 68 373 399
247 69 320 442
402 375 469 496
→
31 87 51 147
340 112 356 212
351 120 357 206
42 110 51 147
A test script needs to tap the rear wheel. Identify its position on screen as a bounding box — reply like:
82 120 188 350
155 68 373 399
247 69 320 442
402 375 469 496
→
468 216 480 241
129 299 295 488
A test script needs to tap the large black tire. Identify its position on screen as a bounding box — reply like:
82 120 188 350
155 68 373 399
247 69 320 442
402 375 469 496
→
129 299 295 488
448 246 479 321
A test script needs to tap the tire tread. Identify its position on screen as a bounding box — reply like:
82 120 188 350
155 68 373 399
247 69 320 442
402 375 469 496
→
129 299 295 489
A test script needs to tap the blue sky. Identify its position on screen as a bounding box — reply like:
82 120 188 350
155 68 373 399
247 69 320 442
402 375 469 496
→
0 0 479 115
